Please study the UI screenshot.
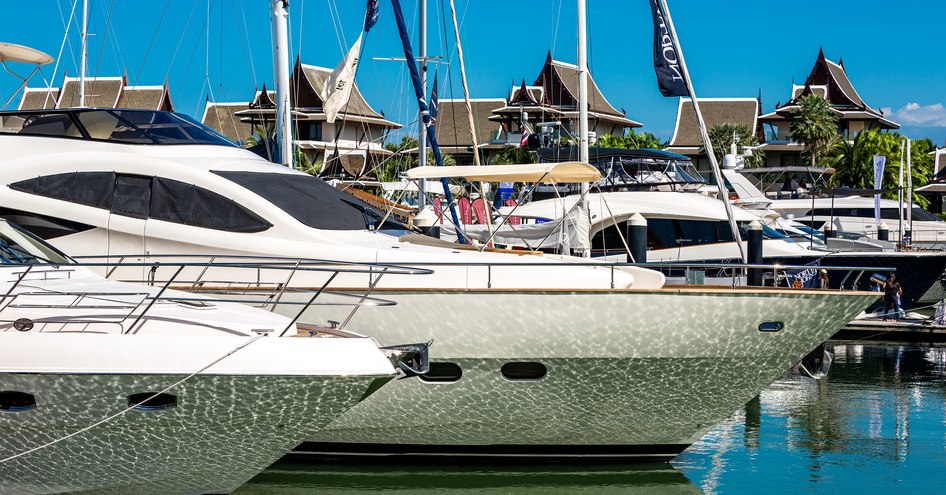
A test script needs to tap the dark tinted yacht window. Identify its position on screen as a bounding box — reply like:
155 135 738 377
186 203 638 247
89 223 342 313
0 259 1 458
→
111 175 152 219
213 171 405 231
10 172 115 209
150 178 271 232
10 172 270 233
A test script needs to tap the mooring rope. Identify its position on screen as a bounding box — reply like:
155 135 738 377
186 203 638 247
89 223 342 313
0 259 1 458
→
0 333 264 464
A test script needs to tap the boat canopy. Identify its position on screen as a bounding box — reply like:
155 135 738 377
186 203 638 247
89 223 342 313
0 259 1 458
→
405 162 600 184
0 43 53 65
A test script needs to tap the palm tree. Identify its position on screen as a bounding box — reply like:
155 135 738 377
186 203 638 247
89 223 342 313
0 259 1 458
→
790 94 838 166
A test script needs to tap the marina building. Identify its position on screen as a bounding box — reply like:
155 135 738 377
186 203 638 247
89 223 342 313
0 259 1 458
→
666 97 763 170
408 52 641 164
201 59 401 180
758 48 899 167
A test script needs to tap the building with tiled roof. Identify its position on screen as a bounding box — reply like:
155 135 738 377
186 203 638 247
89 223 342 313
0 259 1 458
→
201 59 400 179
485 53 641 154
18 74 173 112
667 97 762 168
759 48 898 167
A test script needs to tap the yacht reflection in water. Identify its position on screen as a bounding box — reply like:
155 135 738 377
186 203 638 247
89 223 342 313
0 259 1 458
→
236 462 700 495
676 344 946 494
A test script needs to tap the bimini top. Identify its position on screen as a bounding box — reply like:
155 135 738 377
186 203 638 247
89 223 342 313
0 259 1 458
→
0 42 53 65
405 162 600 184
0 108 236 146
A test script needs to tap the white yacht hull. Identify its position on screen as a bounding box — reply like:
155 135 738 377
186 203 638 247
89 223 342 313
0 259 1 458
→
270 286 877 457
0 334 395 494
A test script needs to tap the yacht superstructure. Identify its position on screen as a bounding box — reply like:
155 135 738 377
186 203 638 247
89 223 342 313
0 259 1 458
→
0 108 880 458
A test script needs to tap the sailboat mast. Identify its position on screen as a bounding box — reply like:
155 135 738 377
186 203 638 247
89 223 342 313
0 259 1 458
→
417 0 428 209
577 0 590 258
657 0 746 263
79 0 87 107
271 0 293 168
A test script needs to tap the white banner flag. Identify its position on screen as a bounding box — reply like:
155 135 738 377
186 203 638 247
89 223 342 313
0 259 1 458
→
321 34 362 124
873 155 886 225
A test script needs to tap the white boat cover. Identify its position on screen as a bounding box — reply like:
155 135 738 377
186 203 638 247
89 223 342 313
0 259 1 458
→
440 206 592 251
406 162 600 184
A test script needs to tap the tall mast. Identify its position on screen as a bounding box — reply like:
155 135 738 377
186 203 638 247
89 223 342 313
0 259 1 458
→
658 0 745 263
417 0 428 209
271 0 293 168
79 0 87 107
577 0 590 258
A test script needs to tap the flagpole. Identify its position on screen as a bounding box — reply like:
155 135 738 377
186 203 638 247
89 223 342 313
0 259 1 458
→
417 0 428 210
577 0 591 258
657 0 746 263
271 0 293 168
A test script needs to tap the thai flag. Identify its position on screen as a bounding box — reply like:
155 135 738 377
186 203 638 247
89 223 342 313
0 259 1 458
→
519 123 532 148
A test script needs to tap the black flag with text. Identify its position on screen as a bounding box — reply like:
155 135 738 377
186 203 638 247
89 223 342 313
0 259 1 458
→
650 0 688 97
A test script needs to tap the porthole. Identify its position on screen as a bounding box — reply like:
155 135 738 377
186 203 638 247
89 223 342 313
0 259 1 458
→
501 362 547 381
128 392 177 411
0 391 36 412
758 322 785 333
418 362 462 383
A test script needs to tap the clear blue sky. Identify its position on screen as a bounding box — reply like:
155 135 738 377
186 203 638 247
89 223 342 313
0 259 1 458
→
5 0 946 145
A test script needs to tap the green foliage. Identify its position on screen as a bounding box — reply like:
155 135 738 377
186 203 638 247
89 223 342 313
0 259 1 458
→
594 129 666 150
790 94 839 166
824 130 933 208
492 145 537 165
377 136 458 181
704 123 765 168
243 124 274 148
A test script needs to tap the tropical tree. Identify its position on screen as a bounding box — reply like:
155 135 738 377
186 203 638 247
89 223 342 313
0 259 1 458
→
242 124 274 148
594 129 665 150
379 136 419 182
492 145 536 165
704 123 765 168
790 94 838 166
824 130 933 208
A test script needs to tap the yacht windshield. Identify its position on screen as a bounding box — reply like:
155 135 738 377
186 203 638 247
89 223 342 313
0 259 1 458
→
0 220 71 264
0 109 236 147
212 171 407 231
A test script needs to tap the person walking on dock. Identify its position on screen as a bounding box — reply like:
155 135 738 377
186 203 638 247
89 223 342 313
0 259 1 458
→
882 273 903 321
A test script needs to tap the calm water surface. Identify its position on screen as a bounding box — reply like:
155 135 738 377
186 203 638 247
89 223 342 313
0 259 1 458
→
236 343 946 494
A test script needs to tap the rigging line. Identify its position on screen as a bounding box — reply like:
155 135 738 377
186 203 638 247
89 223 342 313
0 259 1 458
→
49 0 79 103
550 0 563 57
103 0 128 79
325 0 347 57
176 8 212 113
237 2 258 87
91 0 117 83
0 334 265 464
133 0 171 86
164 0 201 86
297 0 305 61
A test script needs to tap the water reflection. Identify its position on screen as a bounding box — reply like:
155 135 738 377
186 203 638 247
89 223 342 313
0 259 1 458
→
675 344 946 494
236 461 700 495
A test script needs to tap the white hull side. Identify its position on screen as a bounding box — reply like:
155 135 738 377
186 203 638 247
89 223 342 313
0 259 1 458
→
0 333 394 494
271 288 877 450
0 372 382 495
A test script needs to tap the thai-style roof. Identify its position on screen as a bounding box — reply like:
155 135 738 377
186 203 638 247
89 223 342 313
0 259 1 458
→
116 85 170 110
761 49 898 129
201 101 255 143
19 75 173 112
57 76 123 108
488 52 641 128
433 98 505 149
295 61 382 119
18 87 59 110
668 98 761 151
